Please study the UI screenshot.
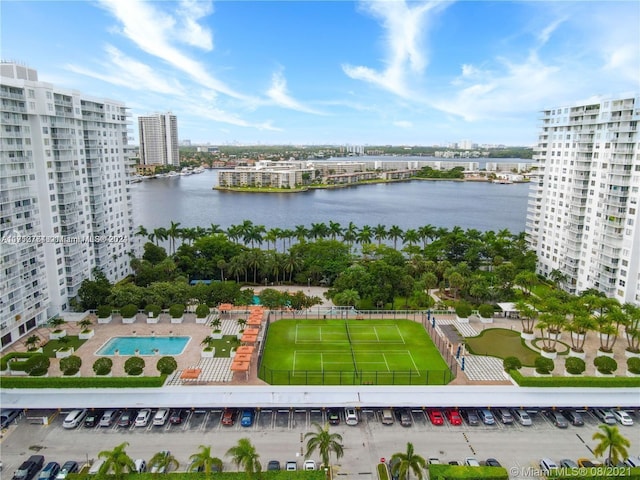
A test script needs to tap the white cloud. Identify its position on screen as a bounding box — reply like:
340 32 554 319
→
393 120 413 128
177 0 214 50
342 0 448 97
266 70 326 115
66 45 185 95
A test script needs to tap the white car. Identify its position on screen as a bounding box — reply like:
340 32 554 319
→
345 408 358 426
304 460 316 471
511 409 532 426
285 461 297 471
612 410 634 426
135 409 151 427
464 457 480 467
62 409 87 429
593 408 617 425
153 409 169 426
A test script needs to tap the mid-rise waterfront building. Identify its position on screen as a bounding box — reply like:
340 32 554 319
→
138 112 179 166
526 95 640 305
0 62 135 348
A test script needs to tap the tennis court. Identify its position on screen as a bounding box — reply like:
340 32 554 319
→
259 319 453 385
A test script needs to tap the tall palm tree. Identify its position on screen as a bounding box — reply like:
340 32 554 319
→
148 450 179 474
328 221 343 240
388 225 403 250
166 221 181 255
357 225 373 245
622 303 640 353
592 424 630 465
417 224 436 249
135 225 148 239
226 438 261 477
188 445 223 473
390 442 426 480
304 422 344 468
98 442 136 479
373 224 387 246
150 227 167 247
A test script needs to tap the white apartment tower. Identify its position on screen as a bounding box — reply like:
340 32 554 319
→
526 95 640 306
0 62 135 349
138 112 179 166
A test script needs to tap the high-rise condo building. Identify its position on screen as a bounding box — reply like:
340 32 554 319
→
0 62 135 349
526 95 640 306
138 112 179 166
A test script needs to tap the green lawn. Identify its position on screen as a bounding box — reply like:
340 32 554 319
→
259 319 453 385
41 336 87 358
464 328 539 366
203 335 240 358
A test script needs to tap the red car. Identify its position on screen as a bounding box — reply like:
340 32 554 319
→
444 409 462 426
221 408 236 426
427 409 444 426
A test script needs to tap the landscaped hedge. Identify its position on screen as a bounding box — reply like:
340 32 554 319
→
156 356 177 375
96 305 112 318
124 356 145 376
0 375 167 389
509 369 640 387
377 464 389 480
628 357 640 374
195 304 210 318
146 304 162 318
60 355 82 376
503 356 522 372
594 356 617 374
455 302 473 318
428 464 508 480
93 357 113 375
565 356 586 375
534 355 554 374
25 354 50 376
1 352 36 370
120 304 138 318
478 304 494 318
169 304 185 318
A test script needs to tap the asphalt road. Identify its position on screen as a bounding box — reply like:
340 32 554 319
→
1 408 638 480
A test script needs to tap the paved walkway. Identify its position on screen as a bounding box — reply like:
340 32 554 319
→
166 357 234 385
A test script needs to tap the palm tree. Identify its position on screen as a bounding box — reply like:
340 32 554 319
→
98 442 136 479
304 422 344 468
357 225 373 245
148 450 179 474
328 221 343 240
388 225 403 250
166 221 181 254
135 225 148 240
188 445 223 473
390 442 426 480
150 227 168 247
592 424 630 465
622 303 640 353
226 438 261 477
418 224 436 249
24 334 41 351
373 224 387 246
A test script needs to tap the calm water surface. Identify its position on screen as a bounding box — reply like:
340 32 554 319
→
130 168 531 233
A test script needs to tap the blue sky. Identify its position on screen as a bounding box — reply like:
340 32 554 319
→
3 1 639 146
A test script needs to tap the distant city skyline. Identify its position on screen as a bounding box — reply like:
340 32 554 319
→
3 0 639 145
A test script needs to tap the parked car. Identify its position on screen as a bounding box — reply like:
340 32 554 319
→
427 458 441 465
485 458 502 467
464 457 480 467
222 408 236 426
133 460 146 474
427 409 444 425
395 408 412 427
478 409 495 425
625 456 640 468
118 410 137 428
153 409 169 426
460 409 479 426
546 410 569 428
327 409 340 425
12 455 45 480
285 461 297 471
559 459 578 468
540 458 558 473
511 409 532 426
62 409 87 429
266 461 281 471
495 408 513 424
87 460 105 476
448 461 461 466
55 461 78 480
612 410 634 426
304 460 316 471
135 409 151 427
381 409 394 425
169 409 185 425
561 409 584 426
593 408 617 425
1 409 22 429
149 451 171 473
99 410 118 427
240 409 254 427
345 408 358 426
444 409 462 426
577 458 600 468
38 463 60 480
84 410 102 428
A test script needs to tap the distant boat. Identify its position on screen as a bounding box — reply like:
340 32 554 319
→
492 179 513 184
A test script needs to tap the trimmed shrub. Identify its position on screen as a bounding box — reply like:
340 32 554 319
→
195 304 210 318
377 464 390 480
156 356 177 375
59 355 82 376
169 304 185 318
478 304 494 319
503 356 522 372
455 302 473 318
93 357 113 376
96 305 112 318
564 356 586 375
628 357 640 374
24 354 50 376
509 369 640 387
146 304 161 318
594 356 617 375
1 375 167 389
534 356 554 374
124 356 145 376
1 352 36 371
120 303 138 318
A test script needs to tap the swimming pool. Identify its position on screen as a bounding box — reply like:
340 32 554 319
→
96 336 191 356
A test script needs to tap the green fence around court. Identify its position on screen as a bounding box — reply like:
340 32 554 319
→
257 364 454 386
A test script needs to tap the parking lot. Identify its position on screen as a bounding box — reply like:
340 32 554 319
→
2 407 638 479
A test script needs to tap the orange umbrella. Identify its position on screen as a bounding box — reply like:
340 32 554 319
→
230 361 250 371
180 368 201 379
241 333 258 343
218 303 233 311
247 318 262 326
236 346 254 355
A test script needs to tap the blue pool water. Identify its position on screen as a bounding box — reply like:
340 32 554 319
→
252 295 261 305
96 336 190 356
